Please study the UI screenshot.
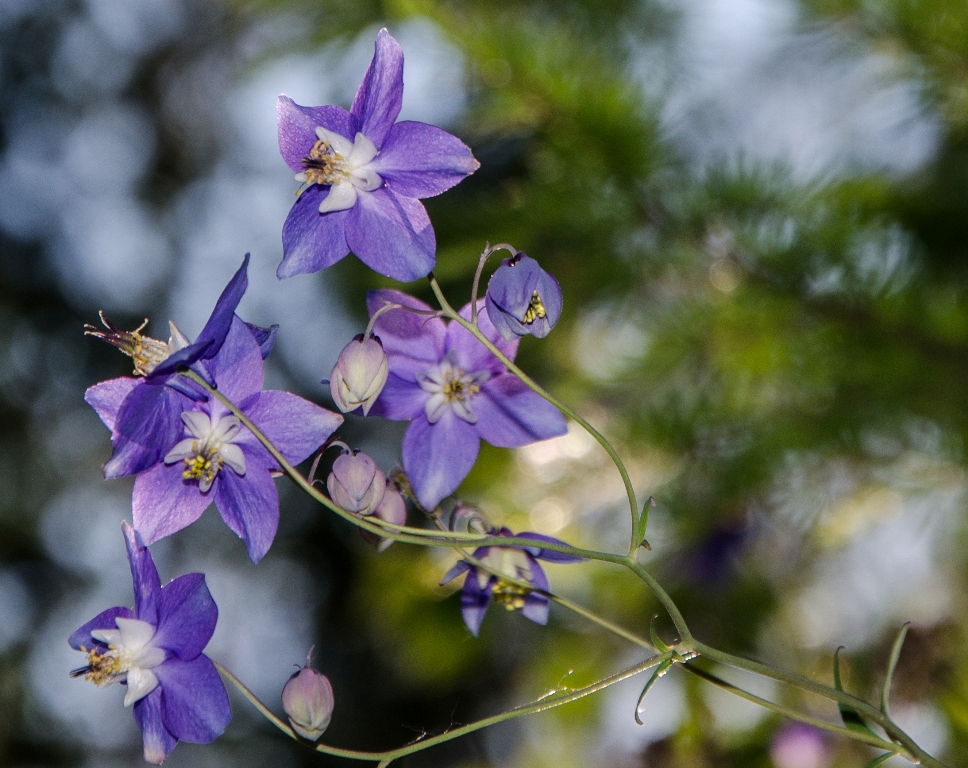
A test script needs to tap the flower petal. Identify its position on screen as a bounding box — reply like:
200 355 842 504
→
132 462 212 545
206 317 264 404
350 28 404 147
85 377 139 433
402 412 480 510
346 187 435 282
446 301 519 375
123 521 162 625
279 187 351 278
152 573 217 660
155 655 231 744
474 375 567 448
317 180 358 213
106 385 187 479
374 121 479 198
366 289 446 379
277 97 356 172
459 571 493 637
133 688 178 765
212 449 279 563
365 372 427 421
69 606 135 651
242 390 342 465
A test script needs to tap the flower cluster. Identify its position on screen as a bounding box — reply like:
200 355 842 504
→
75 27 576 765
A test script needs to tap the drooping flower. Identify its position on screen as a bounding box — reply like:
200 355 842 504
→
84 255 274 479
88 316 343 562
69 522 230 764
485 252 563 340
440 527 583 636
276 29 479 282
326 450 386 516
329 334 389 415
366 290 567 510
282 663 335 741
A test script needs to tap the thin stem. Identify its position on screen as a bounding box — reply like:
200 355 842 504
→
215 655 669 764
680 664 906 756
468 242 517 323
427 275 642 555
622 557 693 644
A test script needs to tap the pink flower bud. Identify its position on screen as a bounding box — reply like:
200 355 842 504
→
327 450 386 515
282 666 334 741
329 334 389 415
361 481 407 552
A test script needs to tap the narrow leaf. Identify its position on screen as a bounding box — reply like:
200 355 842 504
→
833 647 879 737
881 622 910 716
649 615 672 653
862 752 895 768
634 659 673 725
635 497 655 549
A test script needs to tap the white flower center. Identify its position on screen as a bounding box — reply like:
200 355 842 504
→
477 548 535 611
74 617 166 706
296 127 383 213
164 410 247 492
416 351 491 424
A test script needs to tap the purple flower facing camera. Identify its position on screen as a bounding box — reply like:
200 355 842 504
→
365 289 567 510
441 527 583 636
276 29 479 283
70 523 230 764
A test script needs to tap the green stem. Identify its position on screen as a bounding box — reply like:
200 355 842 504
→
215 655 669 764
426 275 642 554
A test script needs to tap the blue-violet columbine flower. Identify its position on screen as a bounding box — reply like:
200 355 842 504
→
84 255 276 479
485 252 563 340
365 289 567 510
441 527 583 636
87 316 343 562
276 29 479 282
70 522 230 764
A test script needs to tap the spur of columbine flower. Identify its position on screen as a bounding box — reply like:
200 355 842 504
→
365 290 567 510
84 255 276 479
88 316 343 562
69 522 230 764
276 29 479 282
441 526 584 636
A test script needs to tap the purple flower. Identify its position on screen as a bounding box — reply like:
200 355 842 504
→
329 334 389 415
276 29 479 282
88 317 343 562
360 479 408 552
366 290 567 510
84 255 268 479
69 522 230 764
282 664 335 741
441 527 583 636
485 252 563 340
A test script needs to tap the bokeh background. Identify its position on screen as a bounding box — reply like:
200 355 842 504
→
0 0 966 766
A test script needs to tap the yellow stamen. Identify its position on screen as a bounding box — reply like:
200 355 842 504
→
298 139 348 192
492 580 529 611
522 291 547 325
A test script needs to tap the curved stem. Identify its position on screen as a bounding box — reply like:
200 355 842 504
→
215 655 669 764
468 243 517 324
427 275 642 555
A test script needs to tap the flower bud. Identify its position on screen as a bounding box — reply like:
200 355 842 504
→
282 666 334 741
327 450 386 515
361 480 407 552
329 334 389 415
485 253 562 341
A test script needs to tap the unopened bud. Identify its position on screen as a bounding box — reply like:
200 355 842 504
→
361 481 407 552
485 253 562 341
327 450 386 515
282 666 334 741
329 334 389 415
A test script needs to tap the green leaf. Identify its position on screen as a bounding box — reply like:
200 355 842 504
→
634 659 673 725
881 622 910 716
862 752 895 768
833 647 879 738
649 615 672 652
635 497 655 550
